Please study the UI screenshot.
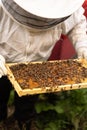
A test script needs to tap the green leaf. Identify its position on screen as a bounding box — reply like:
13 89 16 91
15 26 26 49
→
48 122 57 130
44 122 57 130
35 101 54 113
35 102 42 113
54 105 64 113
8 90 14 105
44 128 51 130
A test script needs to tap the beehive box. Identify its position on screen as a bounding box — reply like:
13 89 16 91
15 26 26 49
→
6 59 87 97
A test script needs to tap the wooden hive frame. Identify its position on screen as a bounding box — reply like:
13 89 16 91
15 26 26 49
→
6 59 87 97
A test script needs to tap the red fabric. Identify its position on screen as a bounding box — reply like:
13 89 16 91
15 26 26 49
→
83 0 87 17
48 38 63 60
48 35 76 61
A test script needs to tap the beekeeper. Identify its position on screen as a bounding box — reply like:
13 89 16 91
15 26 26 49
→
0 0 87 129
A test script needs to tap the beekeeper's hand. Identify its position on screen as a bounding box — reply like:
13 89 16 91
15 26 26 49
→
77 47 87 60
0 55 7 78
75 42 87 60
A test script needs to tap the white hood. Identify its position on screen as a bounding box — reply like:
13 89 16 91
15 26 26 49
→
13 0 85 18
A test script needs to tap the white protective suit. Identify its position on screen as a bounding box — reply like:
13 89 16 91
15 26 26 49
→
0 0 87 77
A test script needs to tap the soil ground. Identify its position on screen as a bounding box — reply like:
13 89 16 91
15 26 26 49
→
0 105 38 130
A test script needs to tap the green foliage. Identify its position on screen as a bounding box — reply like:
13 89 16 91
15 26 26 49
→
35 89 87 130
8 90 14 106
8 88 87 129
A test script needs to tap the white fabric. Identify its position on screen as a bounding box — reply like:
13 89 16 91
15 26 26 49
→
77 47 87 60
0 54 5 63
2 0 69 29
13 0 85 18
61 7 87 45
75 41 87 59
0 2 87 63
75 41 87 50
0 2 62 63
0 55 7 78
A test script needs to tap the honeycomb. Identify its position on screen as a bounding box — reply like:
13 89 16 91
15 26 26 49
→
9 59 87 90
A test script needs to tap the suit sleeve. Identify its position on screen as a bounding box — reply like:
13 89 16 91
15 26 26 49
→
61 6 87 49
